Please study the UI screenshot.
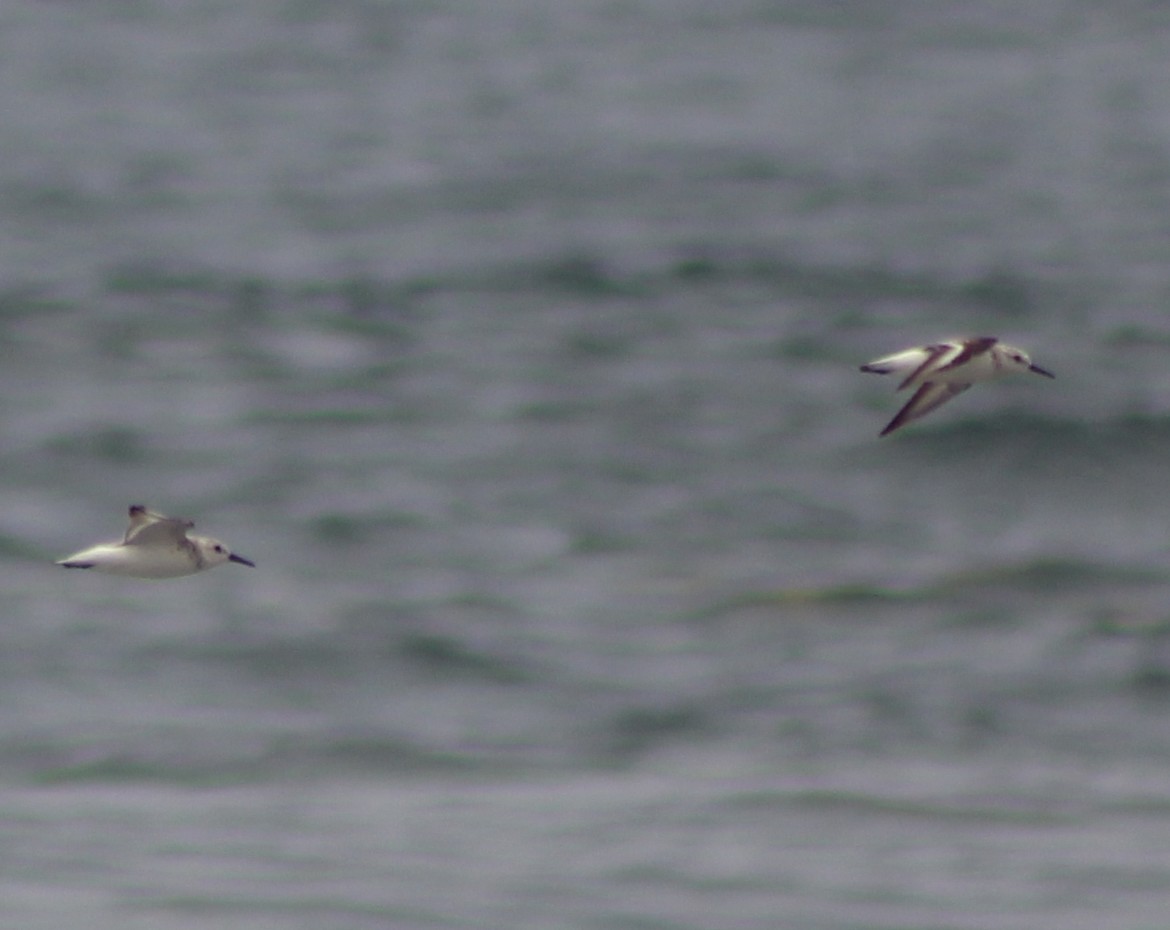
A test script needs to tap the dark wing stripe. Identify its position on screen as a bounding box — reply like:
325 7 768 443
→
880 382 972 436
936 336 997 374
896 344 950 391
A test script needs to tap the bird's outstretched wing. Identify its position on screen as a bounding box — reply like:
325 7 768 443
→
123 504 194 546
880 382 971 437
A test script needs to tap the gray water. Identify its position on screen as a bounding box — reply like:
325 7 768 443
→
5 2 1170 928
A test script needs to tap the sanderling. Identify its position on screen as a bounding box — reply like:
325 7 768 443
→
860 336 1054 436
57 504 256 578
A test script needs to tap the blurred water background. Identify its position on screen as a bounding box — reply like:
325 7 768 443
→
6 2 1170 928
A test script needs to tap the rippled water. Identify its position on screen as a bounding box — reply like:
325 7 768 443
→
5 2 1170 928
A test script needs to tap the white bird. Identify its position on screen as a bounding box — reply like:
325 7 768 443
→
860 336 1054 436
57 505 256 578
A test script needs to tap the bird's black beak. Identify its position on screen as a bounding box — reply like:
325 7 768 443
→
229 553 256 567
1029 364 1055 378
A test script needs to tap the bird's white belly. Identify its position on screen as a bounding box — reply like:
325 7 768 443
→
69 544 200 578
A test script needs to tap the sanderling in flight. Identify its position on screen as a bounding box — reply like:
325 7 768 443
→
57 504 256 578
860 336 1054 436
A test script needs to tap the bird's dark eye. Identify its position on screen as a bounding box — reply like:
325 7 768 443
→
214 545 224 553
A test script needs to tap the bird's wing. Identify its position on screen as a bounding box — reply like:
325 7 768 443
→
880 382 971 437
891 344 958 391
123 505 194 546
859 344 954 391
934 336 997 375
860 346 932 376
